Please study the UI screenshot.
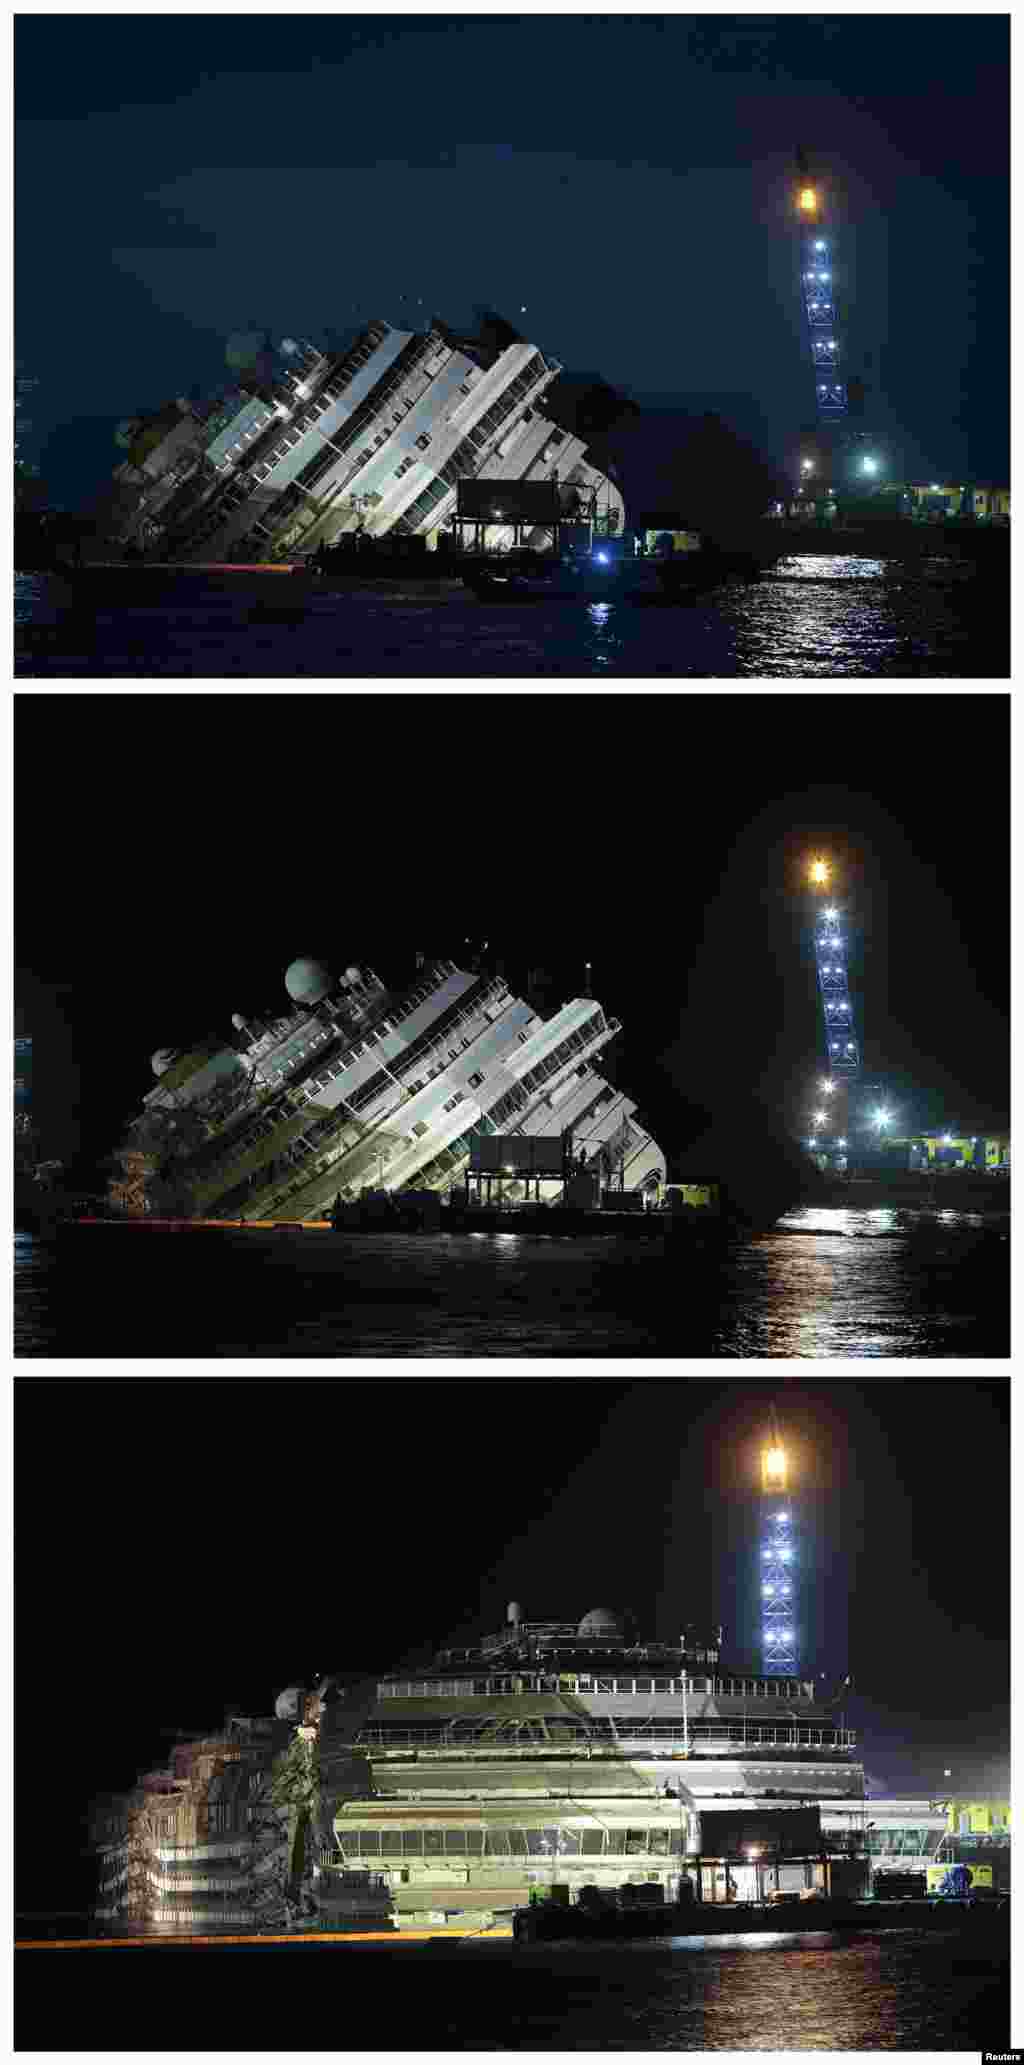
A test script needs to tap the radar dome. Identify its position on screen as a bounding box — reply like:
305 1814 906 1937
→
274 1685 305 1721
578 1608 625 1640
285 957 331 1006
231 1012 247 1030
151 1046 179 1077
344 965 361 985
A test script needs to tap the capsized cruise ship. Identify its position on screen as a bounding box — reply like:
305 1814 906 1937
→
109 955 664 1221
86 1603 985 1934
316 1602 871 1923
86 1604 885 1935
104 312 624 563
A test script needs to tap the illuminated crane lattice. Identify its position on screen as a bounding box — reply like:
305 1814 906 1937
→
795 155 847 427
760 1442 798 1678
815 901 860 1078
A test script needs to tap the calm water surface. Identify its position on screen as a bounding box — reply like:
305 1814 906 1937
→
15 1929 1010 2049
14 557 1008 677
15 1205 1007 1358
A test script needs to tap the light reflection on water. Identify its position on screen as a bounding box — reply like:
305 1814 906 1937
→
15 1923 1010 2051
777 1205 900 1236
14 562 1005 680
14 1207 1007 1358
773 555 890 580
666 1930 834 1949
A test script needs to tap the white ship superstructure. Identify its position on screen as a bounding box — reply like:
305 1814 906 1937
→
108 316 624 561
86 1610 982 1934
316 1604 869 1922
117 956 663 1220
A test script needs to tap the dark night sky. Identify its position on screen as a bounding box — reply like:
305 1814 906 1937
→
15 1377 1010 1912
15 14 1009 504
14 693 1009 1171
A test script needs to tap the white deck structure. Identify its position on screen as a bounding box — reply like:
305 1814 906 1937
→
115 318 623 560
122 958 662 1220
317 1607 870 1921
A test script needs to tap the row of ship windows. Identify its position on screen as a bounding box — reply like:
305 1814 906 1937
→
296 968 462 1100
378 1676 803 1698
395 353 550 533
403 1064 596 1164
226 979 533 1187
279 333 450 500
222 346 371 473
300 1020 403 1097
516 1012 608 1096
336 1827 686 1859
385 976 502 1081
189 330 393 529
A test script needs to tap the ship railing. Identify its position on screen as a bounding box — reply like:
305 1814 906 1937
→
347 1723 856 1752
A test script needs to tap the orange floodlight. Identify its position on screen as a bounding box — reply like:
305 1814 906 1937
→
761 1446 788 1492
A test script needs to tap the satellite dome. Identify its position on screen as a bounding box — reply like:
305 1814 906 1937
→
344 965 361 985
274 1685 305 1721
578 1607 625 1640
285 957 331 1006
151 1046 179 1077
231 1012 247 1030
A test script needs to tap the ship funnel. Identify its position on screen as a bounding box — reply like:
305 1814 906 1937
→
507 1601 522 1627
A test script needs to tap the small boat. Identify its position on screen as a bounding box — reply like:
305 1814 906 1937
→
461 543 774 604
461 556 707 604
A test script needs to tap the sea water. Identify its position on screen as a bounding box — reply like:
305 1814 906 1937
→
14 1926 1010 2050
15 1204 1008 1358
14 556 1008 678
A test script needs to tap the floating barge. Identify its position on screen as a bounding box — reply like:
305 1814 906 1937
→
512 1892 1010 1944
64 1204 727 1240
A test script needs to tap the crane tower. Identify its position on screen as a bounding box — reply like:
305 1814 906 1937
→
805 855 862 1155
759 1415 799 1678
793 150 848 431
